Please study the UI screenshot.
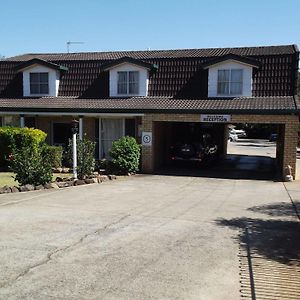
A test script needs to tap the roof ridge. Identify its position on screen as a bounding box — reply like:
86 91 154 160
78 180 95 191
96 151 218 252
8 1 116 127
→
5 44 297 60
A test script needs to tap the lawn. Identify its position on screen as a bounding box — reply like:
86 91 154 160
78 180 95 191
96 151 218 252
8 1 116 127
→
0 172 71 187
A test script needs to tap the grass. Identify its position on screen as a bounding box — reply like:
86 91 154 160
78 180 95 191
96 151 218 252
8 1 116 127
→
0 172 72 187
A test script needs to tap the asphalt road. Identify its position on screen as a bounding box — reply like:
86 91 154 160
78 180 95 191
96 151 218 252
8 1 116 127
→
227 139 276 158
0 174 299 300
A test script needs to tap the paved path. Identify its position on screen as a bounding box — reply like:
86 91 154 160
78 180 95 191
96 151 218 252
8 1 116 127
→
0 175 299 299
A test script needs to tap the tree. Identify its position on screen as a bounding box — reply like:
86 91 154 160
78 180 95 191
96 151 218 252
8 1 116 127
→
297 72 300 97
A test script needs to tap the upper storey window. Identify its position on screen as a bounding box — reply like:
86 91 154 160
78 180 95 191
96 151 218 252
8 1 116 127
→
217 69 243 96
30 72 49 94
203 54 260 97
15 58 68 97
101 57 158 98
117 71 139 95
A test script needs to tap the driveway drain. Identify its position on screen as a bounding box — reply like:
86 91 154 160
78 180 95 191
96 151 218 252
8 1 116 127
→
239 227 300 300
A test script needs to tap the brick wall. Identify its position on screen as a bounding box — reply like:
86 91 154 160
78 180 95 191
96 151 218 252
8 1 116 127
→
141 113 299 178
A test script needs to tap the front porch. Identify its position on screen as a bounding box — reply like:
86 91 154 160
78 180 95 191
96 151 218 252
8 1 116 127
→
0 113 142 160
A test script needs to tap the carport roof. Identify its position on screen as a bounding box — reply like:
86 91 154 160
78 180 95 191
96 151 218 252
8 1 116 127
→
0 96 298 115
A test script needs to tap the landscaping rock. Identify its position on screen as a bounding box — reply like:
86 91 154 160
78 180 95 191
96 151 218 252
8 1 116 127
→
0 185 12 194
108 174 117 180
56 167 63 173
62 177 72 182
98 175 109 182
93 171 99 176
92 178 98 183
56 182 69 188
20 184 35 192
11 186 20 193
35 185 44 191
74 180 85 186
85 178 95 184
65 180 75 187
55 177 63 182
88 174 97 179
62 167 70 173
44 182 59 189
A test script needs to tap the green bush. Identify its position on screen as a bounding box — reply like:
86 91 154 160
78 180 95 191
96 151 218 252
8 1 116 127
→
45 145 63 168
0 127 47 169
66 135 96 179
10 143 53 186
109 136 141 174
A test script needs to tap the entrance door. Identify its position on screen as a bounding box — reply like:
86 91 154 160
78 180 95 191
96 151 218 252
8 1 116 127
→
52 122 72 147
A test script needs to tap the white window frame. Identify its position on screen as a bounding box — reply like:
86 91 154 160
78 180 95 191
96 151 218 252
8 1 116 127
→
217 69 243 96
117 71 139 95
29 72 49 95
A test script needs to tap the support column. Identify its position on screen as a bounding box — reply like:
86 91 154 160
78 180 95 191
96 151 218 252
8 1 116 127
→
141 115 154 173
282 117 298 179
79 116 83 140
20 115 25 128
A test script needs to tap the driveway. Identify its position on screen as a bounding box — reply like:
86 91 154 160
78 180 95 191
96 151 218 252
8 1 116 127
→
0 175 299 299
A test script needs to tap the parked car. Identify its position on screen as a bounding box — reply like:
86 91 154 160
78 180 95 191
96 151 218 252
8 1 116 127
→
170 133 218 163
228 132 238 142
269 133 278 142
229 129 246 138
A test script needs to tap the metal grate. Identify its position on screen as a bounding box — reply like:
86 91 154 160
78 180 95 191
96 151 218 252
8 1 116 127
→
239 227 300 300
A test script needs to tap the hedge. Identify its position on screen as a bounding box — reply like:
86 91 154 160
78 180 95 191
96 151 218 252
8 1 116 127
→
109 136 141 174
0 127 47 169
44 145 63 168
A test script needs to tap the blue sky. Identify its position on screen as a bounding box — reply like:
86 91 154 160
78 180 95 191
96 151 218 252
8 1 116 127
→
1 0 299 57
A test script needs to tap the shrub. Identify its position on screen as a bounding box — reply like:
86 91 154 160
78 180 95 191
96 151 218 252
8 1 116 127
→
109 136 141 174
10 143 53 186
0 127 47 169
66 135 96 179
45 145 63 168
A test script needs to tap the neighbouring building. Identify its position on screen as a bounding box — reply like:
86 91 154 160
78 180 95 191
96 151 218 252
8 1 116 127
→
0 45 299 177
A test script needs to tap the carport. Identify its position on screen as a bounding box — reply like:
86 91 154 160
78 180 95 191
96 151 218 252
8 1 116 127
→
140 102 299 180
152 121 225 170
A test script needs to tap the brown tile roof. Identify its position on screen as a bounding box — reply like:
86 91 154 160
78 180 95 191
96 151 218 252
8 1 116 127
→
0 45 298 99
0 96 297 114
5 45 298 61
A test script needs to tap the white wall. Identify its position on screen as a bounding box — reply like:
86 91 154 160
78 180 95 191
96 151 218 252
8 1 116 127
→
207 60 253 97
109 63 149 97
22 64 60 97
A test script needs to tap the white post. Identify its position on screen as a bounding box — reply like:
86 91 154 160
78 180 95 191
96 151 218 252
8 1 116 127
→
73 133 77 179
20 115 25 128
79 117 83 140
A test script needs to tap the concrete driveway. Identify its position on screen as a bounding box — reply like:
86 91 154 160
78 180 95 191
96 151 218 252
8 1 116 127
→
0 175 299 300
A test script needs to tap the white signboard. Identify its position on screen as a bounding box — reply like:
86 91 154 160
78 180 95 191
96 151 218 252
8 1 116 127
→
142 132 152 146
200 114 231 123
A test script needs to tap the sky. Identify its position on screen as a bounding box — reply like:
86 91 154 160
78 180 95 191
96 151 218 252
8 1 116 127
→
0 0 299 58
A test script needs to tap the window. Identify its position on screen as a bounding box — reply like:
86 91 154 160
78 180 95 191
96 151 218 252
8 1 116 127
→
217 69 243 95
117 71 139 95
3 116 19 127
24 117 36 128
52 123 72 147
100 119 124 159
30 72 49 94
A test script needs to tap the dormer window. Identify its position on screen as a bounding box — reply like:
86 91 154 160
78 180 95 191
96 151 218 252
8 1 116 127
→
203 54 259 97
16 58 68 97
101 57 158 97
117 71 139 95
30 72 49 95
217 69 243 96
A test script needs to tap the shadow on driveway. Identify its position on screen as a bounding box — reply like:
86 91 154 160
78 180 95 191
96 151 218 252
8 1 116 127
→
216 201 300 265
155 154 278 181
